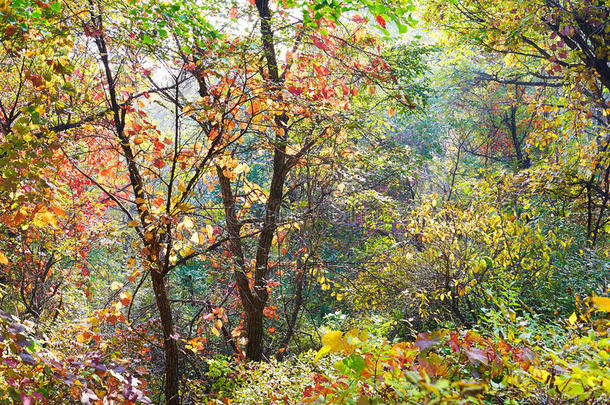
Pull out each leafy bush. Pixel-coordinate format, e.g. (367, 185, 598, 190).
(0, 311, 149, 404)
(306, 297, 610, 404)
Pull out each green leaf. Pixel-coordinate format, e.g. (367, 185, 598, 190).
(343, 354, 366, 375)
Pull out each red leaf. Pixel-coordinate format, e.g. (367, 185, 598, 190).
(313, 38, 329, 51)
(352, 14, 367, 24)
(153, 159, 165, 169)
(375, 15, 386, 29)
(288, 86, 303, 96)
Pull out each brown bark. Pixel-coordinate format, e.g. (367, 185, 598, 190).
(215, 166, 263, 360)
(151, 271, 180, 405)
(210, 0, 291, 362)
(277, 265, 305, 361)
(88, 2, 180, 402)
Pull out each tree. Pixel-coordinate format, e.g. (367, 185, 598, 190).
(180, 0, 414, 362)
(18, 0, 416, 402)
(424, 0, 610, 245)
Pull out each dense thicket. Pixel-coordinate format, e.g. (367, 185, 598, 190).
(0, 1, 608, 404)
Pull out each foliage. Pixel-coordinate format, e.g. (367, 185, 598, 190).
(0, 310, 149, 404)
(1, 0, 610, 404)
(308, 301, 610, 404)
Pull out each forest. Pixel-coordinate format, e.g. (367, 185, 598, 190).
(0, 0, 609, 404)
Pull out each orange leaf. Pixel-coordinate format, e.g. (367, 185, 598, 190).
(0, 251, 9, 265)
(51, 206, 66, 217)
(153, 159, 165, 169)
(120, 292, 131, 306)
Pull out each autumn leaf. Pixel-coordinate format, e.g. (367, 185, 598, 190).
(352, 14, 367, 24)
(375, 15, 386, 29)
(591, 296, 610, 312)
(321, 330, 344, 352)
(568, 312, 577, 325)
(120, 292, 131, 306)
(51, 206, 66, 217)
(0, 251, 8, 265)
(21, 393, 35, 405)
(153, 158, 165, 169)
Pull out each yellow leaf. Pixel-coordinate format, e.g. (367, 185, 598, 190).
(0, 251, 9, 265)
(568, 312, 577, 325)
(206, 224, 214, 238)
(190, 232, 200, 244)
(314, 345, 331, 361)
(343, 329, 361, 354)
(182, 216, 194, 229)
(529, 367, 550, 383)
(210, 327, 220, 337)
(592, 296, 610, 312)
(321, 331, 344, 352)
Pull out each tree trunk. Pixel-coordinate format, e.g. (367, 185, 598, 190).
(277, 266, 305, 361)
(245, 305, 265, 361)
(89, 3, 181, 402)
(151, 271, 180, 405)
